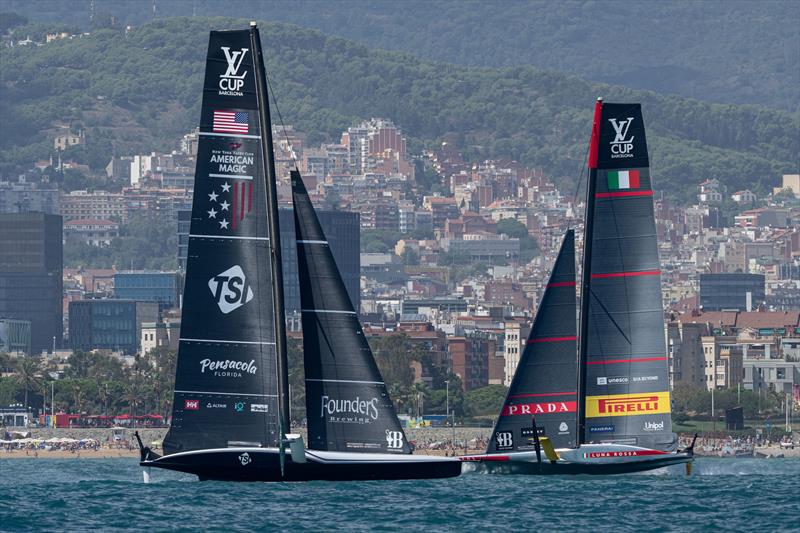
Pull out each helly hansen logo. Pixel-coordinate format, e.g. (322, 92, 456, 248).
(386, 430, 404, 449)
(585, 392, 671, 418)
(219, 47, 248, 96)
(184, 400, 200, 410)
(608, 117, 635, 158)
(208, 265, 254, 314)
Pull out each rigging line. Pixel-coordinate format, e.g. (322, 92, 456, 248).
(570, 135, 591, 228)
(589, 286, 632, 346)
(263, 67, 300, 172)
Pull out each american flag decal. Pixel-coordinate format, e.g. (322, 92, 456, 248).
(213, 110, 249, 134)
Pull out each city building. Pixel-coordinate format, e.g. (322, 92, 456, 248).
(0, 182, 60, 215)
(0, 318, 32, 355)
(140, 321, 180, 355)
(114, 271, 181, 310)
(503, 320, 531, 386)
(700, 273, 765, 311)
(449, 331, 495, 391)
(0, 213, 63, 353)
(68, 300, 158, 354)
(63, 219, 119, 246)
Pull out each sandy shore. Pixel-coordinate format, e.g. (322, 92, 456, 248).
(1, 449, 141, 459)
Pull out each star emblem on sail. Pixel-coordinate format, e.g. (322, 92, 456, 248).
(207, 180, 253, 230)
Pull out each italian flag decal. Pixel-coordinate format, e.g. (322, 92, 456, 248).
(607, 170, 640, 190)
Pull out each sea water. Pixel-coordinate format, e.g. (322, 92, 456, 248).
(1, 458, 797, 531)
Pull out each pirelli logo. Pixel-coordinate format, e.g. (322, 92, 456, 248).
(585, 391, 670, 418)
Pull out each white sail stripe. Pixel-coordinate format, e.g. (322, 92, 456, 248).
(300, 309, 356, 315)
(180, 337, 276, 345)
(296, 239, 328, 244)
(175, 390, 278, 398)
(306, 378, 385, 385)
(189, 234, 269, 241)
(209, 173, 253, 180)
(199, 132, 261, 140)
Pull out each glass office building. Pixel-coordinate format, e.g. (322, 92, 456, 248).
(699, 273, 765, 311)
(68, 299, 159, 354)
(114, 271, 181, 310)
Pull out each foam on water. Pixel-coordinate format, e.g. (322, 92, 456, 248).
(1, 457, 797, 531)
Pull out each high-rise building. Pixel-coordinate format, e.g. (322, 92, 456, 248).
(114, 271, 181, 310)
(0, 213, 63, 353)
(68, 299, 158, 354)
(177, 207, 360, 314)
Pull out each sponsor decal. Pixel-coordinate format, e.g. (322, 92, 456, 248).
(386, 430, 404, 449)
(607, 170, 640, 190)
(219, 47, 248, 96)
(199, 358, 257, 378)
(208, 265, 254, 314)
(234, 402, 245, 412)
(213, 110, 249, 134)
(521, 427, 545, 438)
(608, 117, 635, 158)
(558, 422, 569, 433)
(501, 401, 577, 416)
(643, 420, 665, 432)
(238, 452, 252, 466)
(589, 425, 615, 433)
(585, 392, 671, 418)
(597, 376, 657, 385)
(583, 450, 667, 459)
(205, 142, 255, 232)
(209, 149, 254, 177)
(633, 375, 659, 383)
(184, 399, 200, 410)
(495, 431, 514, 450)
(597, 377, 607, 385)
(206, 402, 227, 409)
(320, 395, 380, 424)
(250, 403, 268, 413)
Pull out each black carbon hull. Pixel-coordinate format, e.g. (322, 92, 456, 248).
(463, 451, 692, 475)
(141, 448, 462, 482)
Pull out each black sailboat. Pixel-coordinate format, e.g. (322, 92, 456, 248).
(137, 24, 460, 481)
(463, 99, 695, 474)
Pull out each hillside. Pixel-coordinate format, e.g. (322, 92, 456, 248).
(4, 0, 799, 111)
(0, 17, 797, 202)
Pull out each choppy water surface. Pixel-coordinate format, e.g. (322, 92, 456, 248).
(1, 458, 797, 532)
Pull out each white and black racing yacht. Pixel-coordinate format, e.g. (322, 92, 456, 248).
(136, 24, 460, 482)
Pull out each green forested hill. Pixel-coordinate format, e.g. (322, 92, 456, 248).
(4, 0, 799, 111)
(1, 17, 797, 202)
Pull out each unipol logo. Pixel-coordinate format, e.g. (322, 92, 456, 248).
(208, 265, 254, 314)
(219, 47, 249, 96)
(386, 430, 404, 449)
(495, 431, 513, 449)
(238, 452, 251, 466)
(608, 117, 635, 158)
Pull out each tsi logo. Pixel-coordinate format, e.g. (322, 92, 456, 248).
(238, 452, 251, 466)
(495, 431, 513, 449)
(219, 47, 248, 96)
(608, 117, 635, 158)
(385, 430, 404, 449)
(643, 420, 665, 432)
(208, 265, 254, 314)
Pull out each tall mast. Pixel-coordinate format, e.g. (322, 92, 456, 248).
(250, 22, 290, 437)
(577, 97, 603, 445)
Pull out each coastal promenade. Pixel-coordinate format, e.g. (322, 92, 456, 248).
(2, 427, 797, 459)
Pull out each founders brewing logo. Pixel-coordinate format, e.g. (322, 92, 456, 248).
(320, 395, 379, 424)
(219, 47, 249, 97)
(208, 265, 254, 314)
(386, 430, 404, 449)
(608, 117, 635, 159)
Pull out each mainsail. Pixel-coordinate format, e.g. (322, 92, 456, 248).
(578, 100, 675, 451)
(487, 229, 578, 453)
(163, 30, 280, 454)
(291, 170, 411, 454)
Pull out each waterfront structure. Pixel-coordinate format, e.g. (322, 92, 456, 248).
(700, 273, 765, 311)
(114, 271, 181, 310)
(0, 212, 63, 353)
(68, 299, 158, 354)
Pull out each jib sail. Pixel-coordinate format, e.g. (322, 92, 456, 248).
(291, 170, 410, 454)
(578, 100, 676, 451)
(487, 229, 578, 453)
(163, 29, 280, 455)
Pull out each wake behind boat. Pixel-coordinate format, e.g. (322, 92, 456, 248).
(462, 99, 695, 475)
(137, 24, 459, 482)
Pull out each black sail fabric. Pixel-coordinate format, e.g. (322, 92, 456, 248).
(579, 102, 675, 451)
(163, 30, 280, 455)
(292, 171, 411, 454)
(487, 230, 578, 453)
